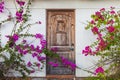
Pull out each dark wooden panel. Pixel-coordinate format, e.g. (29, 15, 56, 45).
(46, 75, 75, 80)
(46, 9, 75, 75)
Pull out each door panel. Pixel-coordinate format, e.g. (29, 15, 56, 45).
(46, 10, 75, 75)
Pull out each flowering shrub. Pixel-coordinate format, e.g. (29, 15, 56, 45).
(82, 7, 120, 79)
(0, 0, 47, 77)
(0, 0, 76, 78)
(0, 1, 4, 13)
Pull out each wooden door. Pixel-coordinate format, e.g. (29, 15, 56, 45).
(46, 10, 75, 75)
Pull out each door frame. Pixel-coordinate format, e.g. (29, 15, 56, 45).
(46, 9, 76, 77)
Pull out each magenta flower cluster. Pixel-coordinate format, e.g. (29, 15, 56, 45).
(61, 56, 76, 70)
(95, 67, 104, 75)
(82, 7, 116, 56)
(82, 7, 120, 76)
(48, 56, 76, 70)
(82, 46, 92, 56)
(16, 0, 25, 7)
(0, 0, 77, 76)
(6, 34, 19, 42)
(0, 1, 4, 13)
(15, 0, 25, 22)
(48, 62, 59, 67)
(6, 33, 47, 72)
(16, 10, 24, 22)
(50, 47, 58, 53)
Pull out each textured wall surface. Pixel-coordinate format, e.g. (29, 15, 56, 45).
(0, 0, 120, 77)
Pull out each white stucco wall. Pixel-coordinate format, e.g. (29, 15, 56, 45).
(1, 0, 120, 77)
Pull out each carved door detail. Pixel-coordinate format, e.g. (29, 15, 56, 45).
(47, 10, 75, 75)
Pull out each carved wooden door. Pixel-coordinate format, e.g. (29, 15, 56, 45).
(46, 10, 75, 75)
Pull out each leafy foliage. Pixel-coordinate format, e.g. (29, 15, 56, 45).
(83, 7, 120, 79)
(0, 0, 76, 78)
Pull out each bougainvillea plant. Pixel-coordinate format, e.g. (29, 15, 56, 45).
(0, 0, 76, 78)
(82, 7, 120, 79)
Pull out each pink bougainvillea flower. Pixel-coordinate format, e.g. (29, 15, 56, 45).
(99, 15, 104, 21)
(110, 10, 115, 14)
(35, 46, 42, 53)
(16, 10, 23, 17)
(98, 39, 107, 50)
(35, 33, 43, 39)
(22, 40, 27, 44)
(92, 51, 97, 55)
(5, 34, 19, 47)
(37, 49, 42, 53)
(40, 40, 47, 49)
(27, 61, 32, 67)
(19, 49, 24, 54)
(32, 52, 38, 58)
(82, 50, 88, 56)
(95, 67, 104, 75)
(91, 26, 99, 34)
(95, 46, 100, 52)
(110, 6, 115, 9)
(100, 8, 105, 12)
(97, 33, 102, 39)
(106, 26, 115, 33)
(16, 10, 23, 22)
(95, 18, 98, 21)
(61, 56, 76, 70)
(50, 47, 58, 52)
(16, 0, 25, 7)
(5, 35, 10, 38)
(70, 62, 76, 70)
(82, 46, 92, 56)
(0, 1, 4, 13)
(61, 56, 69, 66)
(95, 11, 101, 16)
(90, 20, 95, 24)
(30, 70, 35, 73)
(15, 45, 20, 50)
(48, 62, 59, 67)
(85, 46, 92, 52)
(23, 50, 29, 55)
(36, 63, 41, 68)
(36, 21, 42, 24)
(12, 34, 19, 42)
(16, 16, 23, 22)
(24, 44, 29, 48)
(107, 19, 114, 24)
(30, 44, 35, 50)
(37, 56, 46, 61)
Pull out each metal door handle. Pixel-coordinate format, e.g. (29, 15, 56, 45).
(70, 43, 74, 51)
(69, 47, 74, 51)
